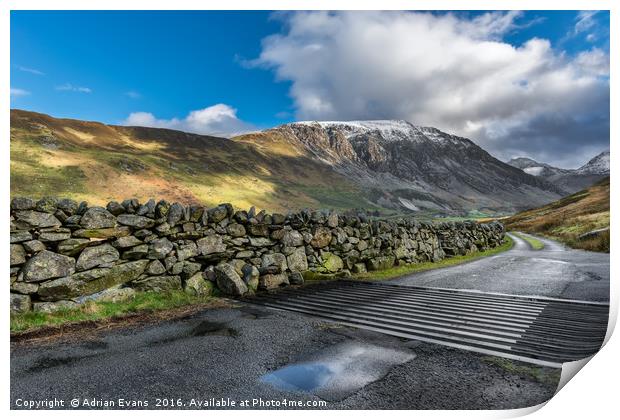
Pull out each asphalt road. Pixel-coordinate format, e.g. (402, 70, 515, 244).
(10, 233, 609, 410)
(389, 233, 610, 302)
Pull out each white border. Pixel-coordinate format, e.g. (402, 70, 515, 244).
(3, 1, 617, 420)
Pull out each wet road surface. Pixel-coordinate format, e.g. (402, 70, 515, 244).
(389, 233, 609, 302)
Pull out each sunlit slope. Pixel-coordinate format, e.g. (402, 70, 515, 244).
(10, 109, 375, 212)
(504, 177, 609, 252)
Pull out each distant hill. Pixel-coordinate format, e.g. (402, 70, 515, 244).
(11, 109, 564, 214)
(10, 109, 372, 212)
(504, 177, 609, 252)
(507, 151, 609, 194)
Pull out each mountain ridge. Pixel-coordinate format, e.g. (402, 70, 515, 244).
(11, 109, 568, 215)
(507, 151, 609, 194)
(255, 120, 564, 213)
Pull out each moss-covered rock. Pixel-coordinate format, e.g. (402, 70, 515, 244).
(80, 207, 117, 229)
(76, 243, 120, 271)
(10, 293, 31, 313)
(37, 259, 148, 299)
(367, 255, 395, 271)
(214, 263, 248, 296)
(184, 273, 214, 296)
(133, 275, 182, 292)
(322, 252, 344, 272)
(73, 226, 131, 239)
(259, 273, 289, 290)
(21, 250, 76, 282)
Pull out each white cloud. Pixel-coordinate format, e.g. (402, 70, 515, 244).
(574, 11, 599, 34)
(17, 66, 45, 76)
(574, 48, 609, 77)
(455, 11, 544, 40)
(10, 87, 30, 97)
(253, 11, 609, 167)
(564, 11, 604, 45)
(125, 90, 141, 99)
(122, 103, 256, 138)
(56, 83, 92, 93)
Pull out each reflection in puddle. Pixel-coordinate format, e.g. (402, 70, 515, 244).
(260, 342, 416, 400)
(262, 363, 334, 392)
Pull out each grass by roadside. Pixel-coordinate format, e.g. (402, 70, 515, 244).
(504, 177, 609, 253)
(564, 229, 610, 253)
(482, 356, 561, 387)
(351, 235, 514, 281)
(511, 232, 544, 250)
(10, 290, 227, 334)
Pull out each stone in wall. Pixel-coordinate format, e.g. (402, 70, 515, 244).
(8, 196, 505, 312)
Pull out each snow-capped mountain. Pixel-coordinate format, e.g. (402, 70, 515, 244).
(506, 157, 569, 178)
(295, 120, 474, 147)
(575, 151, 609, 175)
(507, 151, 609, 194)
(258, 120, 564, 214)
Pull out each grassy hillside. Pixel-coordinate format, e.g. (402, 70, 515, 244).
(10, 109, 382, 213)
(504, 177, 609, 252)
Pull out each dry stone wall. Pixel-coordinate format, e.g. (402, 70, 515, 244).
(10, 197, 505, 313)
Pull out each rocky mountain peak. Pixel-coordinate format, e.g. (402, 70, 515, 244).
(576, 151, 609, 175)
(506, 157, 562, 177)
(271, 119, 564, 213)
(288, 120, 473, 148)
(507, 157, 545, 169)
(507, 151, 609, 194)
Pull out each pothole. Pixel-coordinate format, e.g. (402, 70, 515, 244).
(80, 340, 108, 350)
(190, 321, 238, 337)
(238, 306, 272, 320)
(26, 354, 96, 373)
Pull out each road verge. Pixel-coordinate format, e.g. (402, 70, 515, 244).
(512, 232, 545, 250)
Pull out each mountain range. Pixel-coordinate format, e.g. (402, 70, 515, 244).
(507, 151, 609, 194)
(10, 109, 607, 216)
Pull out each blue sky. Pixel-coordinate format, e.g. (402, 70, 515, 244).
(10, 10, 610, 167)
(10, 11, 290, 128)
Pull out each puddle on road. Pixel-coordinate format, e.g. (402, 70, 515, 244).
(260, 342, 416, 401)
(262, 362, 333, 392)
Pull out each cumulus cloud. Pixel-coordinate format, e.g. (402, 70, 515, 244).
(56, 83, 92, 93)
(10, 87, 30, 97)
(122, 103, 256, 138)
(252, 11, 609, 168)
